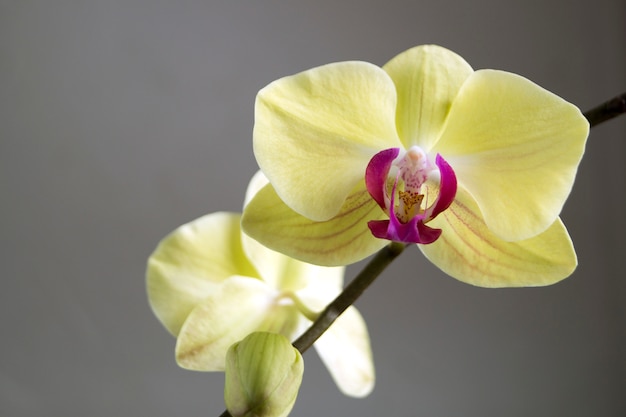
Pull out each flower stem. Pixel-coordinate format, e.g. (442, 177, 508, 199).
(217, 241, 406, 417)
(584, 92, 626, 127)
(293, 241, 406, 352)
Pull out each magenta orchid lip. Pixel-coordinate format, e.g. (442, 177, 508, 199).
(365, 147, 457, 244)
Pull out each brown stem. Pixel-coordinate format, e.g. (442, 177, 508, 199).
(584, 92, 626, 127)
(293, 241, 406, 352)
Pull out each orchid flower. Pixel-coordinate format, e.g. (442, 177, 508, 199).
(146, 173, 375, 398)
(242, 44, 589, 287)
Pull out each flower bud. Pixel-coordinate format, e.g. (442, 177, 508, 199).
(224, 332, 304, 417)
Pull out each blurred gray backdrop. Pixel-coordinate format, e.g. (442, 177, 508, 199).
(1, 1, 625, 416)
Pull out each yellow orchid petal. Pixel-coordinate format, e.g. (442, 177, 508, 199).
(241, 171, 344, 291)
(242, 181, 388, 266)
(382, 44, 473, 150)
(175, 277, 302, 371)
(243, 170, 270, 208)
(254, 61, 402, 221)
(313, 306, 375, 398)
(419, 187, 577, 287)
(146, 212, 257, 336)
(242, 231, 346, 293)
(294, 265, 343, 311)
(433, 69, 589, 241)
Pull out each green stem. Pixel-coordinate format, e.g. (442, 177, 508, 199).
(584, 92, 626, 127)
(218, 242, 406, 417)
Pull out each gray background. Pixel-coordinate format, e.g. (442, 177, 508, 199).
(1, 1, 625, 416)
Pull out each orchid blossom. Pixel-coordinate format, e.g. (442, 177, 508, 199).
(242, 44, 589, 287)
(146, 174, 374, 398)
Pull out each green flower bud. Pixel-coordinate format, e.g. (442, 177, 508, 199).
(224, 332, 304, 417)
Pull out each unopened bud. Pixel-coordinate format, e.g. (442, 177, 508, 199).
(224, 332, 304, 417)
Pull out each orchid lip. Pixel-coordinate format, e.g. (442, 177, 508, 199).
(365, 147, 457, 244)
